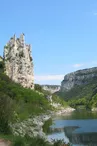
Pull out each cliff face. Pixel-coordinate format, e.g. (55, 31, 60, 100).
(61, 67, 97, 92)
(42, 85, 60, 94)
(4, 34, 34, 89)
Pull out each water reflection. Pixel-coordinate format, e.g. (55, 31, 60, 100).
(64, 126, 97, 145)
(48, 111, 97, 146)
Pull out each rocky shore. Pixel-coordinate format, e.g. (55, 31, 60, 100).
(10, 114, 50, 140)
(10, 107, 75, 141)
(91, 108, 97, 112)
(53, 107, 75, 115)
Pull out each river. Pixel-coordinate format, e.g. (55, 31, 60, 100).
(48, 110, 97, 146)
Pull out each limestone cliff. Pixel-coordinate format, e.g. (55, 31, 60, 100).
(4, 34, 34, 89)
(61, 67, 97, 92)
(42, 85, 60, 94)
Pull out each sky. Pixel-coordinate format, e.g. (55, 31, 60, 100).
(0, 0, 97, 85)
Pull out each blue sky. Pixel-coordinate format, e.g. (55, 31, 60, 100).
(0, 0, 97, 85)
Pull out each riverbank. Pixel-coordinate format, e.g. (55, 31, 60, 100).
(52, 107, 75, 115)
(10, 107, 75, 141)
(10, 114, 51, 140)
(92, 107, 97, 111)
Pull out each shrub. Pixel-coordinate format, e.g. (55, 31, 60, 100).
(0, 93, 14, 134)
(35, 84, 43, 92)
(12, 137, 25, 146)
(0, 61, 4, 72)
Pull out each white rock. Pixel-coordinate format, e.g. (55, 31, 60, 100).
(61, 67, 97, 91)
(4, 34, 34, 89)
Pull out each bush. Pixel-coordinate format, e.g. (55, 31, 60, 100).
(35, 84, 43, 92)
(12, 137, 25, 146)
(0, 93, 14, 134)
(0, 61, 4, 72)
(29, 137, 50, 146)
(42, 118, 52, 134)
(12, 136, 51, 146)
(0, 70, 51, 121)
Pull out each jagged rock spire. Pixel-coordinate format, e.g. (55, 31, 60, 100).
(4, 34, 34, 89)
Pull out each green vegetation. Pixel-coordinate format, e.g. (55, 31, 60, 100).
(12, 136, 70, 146)
(4, 45, 9, 49)
(34, 84, 67, 108)
(35, 84, 51, 96)
(52, 95, 68, 107)
(42, 118, 52, 134)
(0, 72, 52, 120)
(34, 84, 43, 92)
(68, 97, 90, 109)
(0, 61, 4, 72)
(0, 60, 69, 145)
(12, 136, 51, 146)
(0, 93, 13, 134)
(0, 134, 69, 146)
(0, 60, 53, 135)
(57, 76, 97, 109)
(0, 60, 67, 126)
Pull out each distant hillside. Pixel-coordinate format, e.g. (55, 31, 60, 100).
(61, 67, 97, 92)
(56, 67, 97, 108)
(41, 85, 60, 94)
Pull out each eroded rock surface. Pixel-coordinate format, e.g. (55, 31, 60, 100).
(42, 85, 60, 93)
(4, 34, 34, 89)
(61, 67, 97, 92)
(10, 115, 50, 139)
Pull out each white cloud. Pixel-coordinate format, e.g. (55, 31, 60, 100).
(93, 12, 97, 16)
(73, 64, 84, 68)
(35, 74, 64, 81)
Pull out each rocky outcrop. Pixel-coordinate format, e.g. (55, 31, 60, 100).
(10, 108, 75, 139)
(10, 115, 50, 139)
(61, 67, 97, 92)
(46, 95, 52, 102)
(42, 85, 60, 93)
(4, 34, 34, 89)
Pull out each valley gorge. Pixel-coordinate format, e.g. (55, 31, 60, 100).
(61, 67, 97, 92)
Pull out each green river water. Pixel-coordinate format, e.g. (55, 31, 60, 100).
(48, 110, 97, 146)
